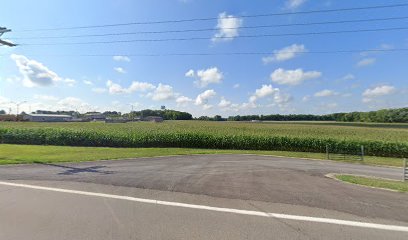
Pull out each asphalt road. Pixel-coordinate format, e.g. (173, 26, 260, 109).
(0, 154, 407, 239)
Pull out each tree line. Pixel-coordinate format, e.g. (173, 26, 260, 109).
(197, 108, 408, 123)
(1, 107, 407, 123)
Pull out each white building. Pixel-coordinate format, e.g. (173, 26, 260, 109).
(23, 114, 73, 122)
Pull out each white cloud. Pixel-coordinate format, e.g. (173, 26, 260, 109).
(233, 83, 240, 88)
(286, 0, 307, 9)
(83, 80, 93, 85)
(185, 69, 195, 77)
(64, 78, 77, 87)
(212, 12, 243, 42)
(186, 67, 224, 87)
(270, 68, 321, 85)
(302, 95, 310, 102)
(362, 85, 396, 102)
(195, 89, 216, 106)
(10, 54, 62, 87)
(33, 94, 58, 101)
(249, 84, 278, 103)
(314, 89, 338, 97)
(218, 97, 232, 108)
(356, 58, 376, 67)
(262, 44, 306, 64)
(151, 83, 176, 101)
(57, 97, 93, 112)
(248, 84, 292, 107)
(176, 96, 193, 106)
(92, 88, 107, 94)
(106, 80, 155, 94)
(114, 67, 126, 74)
(113, 56, 130, 62)
(342, 74, 355, 80)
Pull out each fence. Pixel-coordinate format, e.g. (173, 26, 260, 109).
(326, 145, 364, 161)
(404, 158, 408, 182)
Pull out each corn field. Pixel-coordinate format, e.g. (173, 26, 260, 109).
(0, 121, 407, 157)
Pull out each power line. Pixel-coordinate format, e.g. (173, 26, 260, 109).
(19, 26, 408, 46)
(9, 16, 408, 40)
(15, 2, 408, 32)
(4, 48, 408, 57)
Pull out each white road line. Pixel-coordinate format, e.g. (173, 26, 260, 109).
(1, 181, 407, 233)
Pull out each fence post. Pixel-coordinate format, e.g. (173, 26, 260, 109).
(361, 145, 364, 161)
(404, 158, 407, 182)
(326, 145, 329, 160)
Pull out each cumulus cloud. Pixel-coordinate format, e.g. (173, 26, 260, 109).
(218, 97, 232, 108)
(83, 80, 93, 85)
(114, 67, 126, 74)
(186, 67, 224, 87)
(342, 74, 355, 80)
(113, 56, 130, 62)
(57, 97, 93, 112)
(150, 83, 176, 101)
(356, 58, 376, 67)
(64, 78, 77, 87)
(248, 84, 292, 107)
(270, 68, 321, 86)
(195, 89, 217, 108)
(249, 84, 278, 103)
(285, 0, 307, 9)
(362, 85, 396, 102)
(185, 69, 195, 77)
(233, 83, 240, 88)
(262, 44, 306, 64)
(176, 96, 193, 106)
(10, 54, 62, 87)
(314, 89, 338, 97)
(106, 80, 155, 94)
(212, 12, 243, 42)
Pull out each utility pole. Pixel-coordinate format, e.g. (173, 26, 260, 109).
(0, 27, 17, 47)
(11, 101, 27, 121)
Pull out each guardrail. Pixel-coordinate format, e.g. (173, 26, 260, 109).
(404, 158, 407, 182)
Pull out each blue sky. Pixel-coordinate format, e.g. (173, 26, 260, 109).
(1, 0, 407, 117)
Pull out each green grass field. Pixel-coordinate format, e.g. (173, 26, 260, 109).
(0, 121, 407, 158)
(335, 174, 408, 193)
(0, 144, 404, 167)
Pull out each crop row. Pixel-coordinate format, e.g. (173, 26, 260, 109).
(0, 128, 407, 158)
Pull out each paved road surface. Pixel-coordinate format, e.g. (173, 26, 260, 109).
(0, 154, 407, 239)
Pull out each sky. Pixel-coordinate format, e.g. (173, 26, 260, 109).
(0, 0, 407, 117)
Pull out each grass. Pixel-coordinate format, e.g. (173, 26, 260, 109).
(335, 174, 408, 193)
(0, 144, 403, 167)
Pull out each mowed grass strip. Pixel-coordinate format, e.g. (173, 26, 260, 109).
(0, 144, 403, 167)
(335, 174, 408, 193)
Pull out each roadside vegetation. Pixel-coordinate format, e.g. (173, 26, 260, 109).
(334, 174, 408, 193)
(0, 121, 407, 158)
(0, 144, 403, 167)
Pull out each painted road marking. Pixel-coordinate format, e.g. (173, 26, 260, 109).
(1, 181, 408, 233)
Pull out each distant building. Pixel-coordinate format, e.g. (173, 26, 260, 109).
(105, 118, 128, 123)
(144, 116, 164, 122)
(84, 113, 106, 121)
(23, 114, 73, 122)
